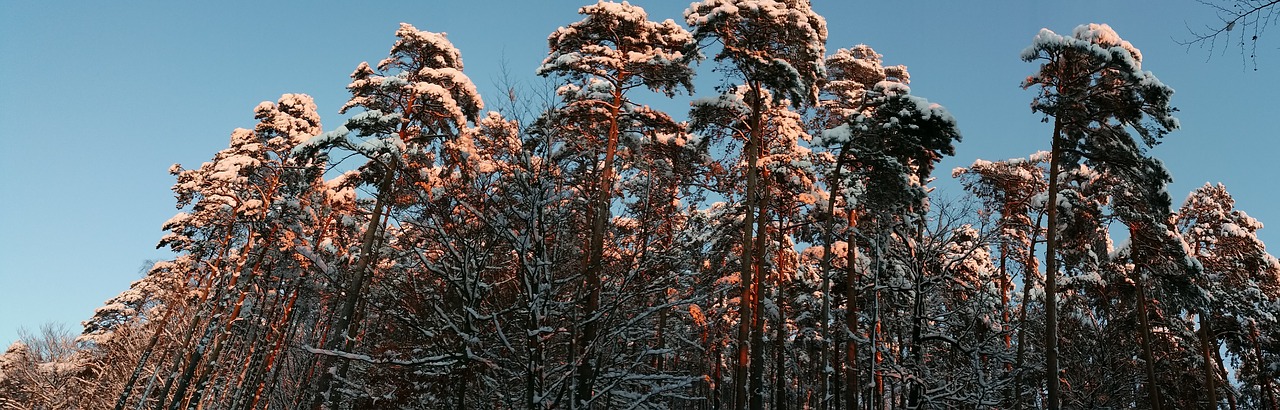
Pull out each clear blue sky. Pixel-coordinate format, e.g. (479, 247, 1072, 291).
(2, 1, 1274, 347)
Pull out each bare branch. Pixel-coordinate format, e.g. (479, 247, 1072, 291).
(1180, 0, 1280, 69)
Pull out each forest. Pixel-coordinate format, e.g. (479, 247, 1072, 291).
(1, 1, 1277, 409)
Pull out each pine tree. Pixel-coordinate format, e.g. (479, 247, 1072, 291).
(133, 93, 324, 410)
(953, 152, 1049, 407)
(685, 2, 826, 407)
(811, 44, 901, 410)
(1021, 23, 1178, 409)
(816, 65, 960, 410)
(1178, 183, 1280, 409)
(295, 22, 483, 409)
(536, 3, 696, 405)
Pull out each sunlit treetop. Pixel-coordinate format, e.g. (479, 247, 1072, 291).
(539, 1, 698, 97)
(685, 0, 827, 105)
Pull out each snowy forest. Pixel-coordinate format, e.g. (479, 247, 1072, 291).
(1, 1, 1278, 409)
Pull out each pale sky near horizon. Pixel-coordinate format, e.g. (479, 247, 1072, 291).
(2, 1, 1275, 347)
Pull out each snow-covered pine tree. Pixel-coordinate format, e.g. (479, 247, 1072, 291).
(132, 93, 325, 410)
(953, 152, 1049, 407)
(80, 258, 190, 410)
(1178, 183, 1280, 409)
(809, 44, 920, 410)
(1104, 152, 1204, 410)
(615, 119, 708, 402)
(1021, 23, 1178, 409)
(294, 22, 483, 409)
(536, 3, 697, 405)
(218, 95, 329, 410)
(757, 98, 821, 410)
(692, 86, 820, 408)
(685, 2, 826, 407)
(815, 66, 960, 410)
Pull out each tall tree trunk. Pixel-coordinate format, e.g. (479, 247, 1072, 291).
(251, 281, 303, 409)
(188, 227, 280, 410)
(714, 345, 724, 410)
(656, 305, 668, 370)
(162, 231, 245, 410)
(1199, 311, 1219, 409)
(1133, 262, 1163, 410)
(871, 234, 885, 410)
(134, 364, 160, 410)
(774, 273, 787, 410)
(832, 335, 842, 410)
(735, 82, 764, 410)
(576, 84, 625, 409)
(845, 209, 860, 410)
(151, 330, 192, 410)
(457, 357, 469, 410)
(167, 315, 218, 410)
(169, 244, 259, 410)
(531, 257, 550, 410)
(526, 287, 545, 410)
(311, 169, 394, 409)
(907, 243, 924, 408)
(1254, 321, 1278, 410)
(818, 152, 850, 410)
(749, 190, 770, 410)
(1043, 116, 1064, 410)
(772, 221, 788, 410)
(184, 289, 248, 410)
(230, 282, 287, 410)
(999, 227, 1012, 349)
(113, 311, 173, 410)
(1013, 213, 1042, 410)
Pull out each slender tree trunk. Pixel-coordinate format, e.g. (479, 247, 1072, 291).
(735, 82, 764, 410)
(907, 248, 924, 408)
(134, 365, 159, 410)
(832, 335, 842, 410)
(458, 357, 469, 410)
(188, 227, 280, 410)
(114, 311, 172, 410)
(1211, 339, 1238, 410)
(818, 154, 850, 410)
(655, 304, 669, 369)
(1199, 312, 1219, 409)
(526, 285, 546, 410)
(1133, 259, 1163, 410)
(1254, 321, 1278, 410)
(330, 291, 373, 401)
(163, 237, 245, 410)
(1044, 116, 1064, 410)
(169, 250, 258, 410)
(770, 221, 788, 410)
(714, 345, 724, 410)
(845, 209, 860, 410)
(997, 228, 1010, 406)
(871, 234, 885, 410)
(774, 273, 787, 410)
(576, 85, 624, 409)
(230, 284, 285, 410)
(251, 282, 303, 409)
(749, 190, 770, 410)
(312, 169, 394, 409)
(185, 287, 253, 410)
(152, 342, 186, 410)
(1013, 213, 1042, 410)
(1000, 227, 1012, 349)
(167, 317, 218, 410)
